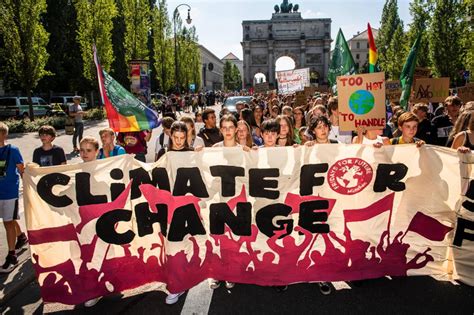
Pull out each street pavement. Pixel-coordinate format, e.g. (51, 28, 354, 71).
(1, 106, 474, 314)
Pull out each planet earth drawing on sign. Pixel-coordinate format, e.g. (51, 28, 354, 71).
(349, 90, 375, 115)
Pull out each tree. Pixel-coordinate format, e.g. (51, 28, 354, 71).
(74, 0, 117, 81)
(231, 64, 242, 91)
(463, 0, 474, 79)
(110, 0, 129, 88)
(178, 26, 200, 91)
(38, 0, 87, 93)
(223, 61, 233, 90)
(152, 0, 174, 92)
(376, 0, 406, 79)
(123, 0, 150, 61)
(0, 0, 50, 120)
(385, 21, 406, 79)
(405, 0, 433, 68)
(429, 0, 466, 85)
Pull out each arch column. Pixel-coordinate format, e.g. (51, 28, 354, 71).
(267, 40, 275, 88)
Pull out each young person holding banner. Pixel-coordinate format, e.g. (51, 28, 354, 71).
(78, 136, 102, 308)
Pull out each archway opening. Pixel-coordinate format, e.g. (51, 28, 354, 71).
(253, 73, 266, 85)
(275, 56, 296, 72)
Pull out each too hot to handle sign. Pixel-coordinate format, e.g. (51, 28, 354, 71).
(337, 72, 386, 132)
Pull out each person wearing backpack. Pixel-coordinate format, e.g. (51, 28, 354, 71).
(0, 122, 28, 273)
(155, 116, 175, 161)
(98, 128, 126, 159)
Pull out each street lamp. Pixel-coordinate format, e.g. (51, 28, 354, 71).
(173, 3, 192, 93)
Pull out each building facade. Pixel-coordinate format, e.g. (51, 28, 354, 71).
(241, 4, 332, 89)
(199, 45, 224, 91)
(347, 27, 379, 71)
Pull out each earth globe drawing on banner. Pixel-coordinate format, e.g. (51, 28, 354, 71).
(349, 90, 375, 115)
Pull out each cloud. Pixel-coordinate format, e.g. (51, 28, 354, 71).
(302, 9, 325, 18)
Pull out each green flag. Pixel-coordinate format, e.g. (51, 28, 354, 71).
(328, 29, 357, 94)
(399, 33, 422, 109)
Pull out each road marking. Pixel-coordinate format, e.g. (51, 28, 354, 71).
(332, 281, 352, 290)
(181, 280, 214, 315)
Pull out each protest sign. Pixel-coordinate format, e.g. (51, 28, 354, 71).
(337, 72, 386, 131)
(413, 78, 450, 103)
(414, 67, 431, 80)
(295, 91, 306, 106)
(254, 82, 269, 94)
(386, 80, 402, 101)
(276, 68, 310, 94)
(457, 83, 474, 103)
(23, 145, 473, 305)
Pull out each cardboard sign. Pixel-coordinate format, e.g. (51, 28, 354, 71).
(414, 67, 431, 80)
(457, 83, 474, 103)
(276, 68, 310, 94)
(337, 72, 386, 131)
(386, 80, 402, 102)
(254, 82, 269, 94)
(413, 78, 450, 103)
(295, 91, 307, 106)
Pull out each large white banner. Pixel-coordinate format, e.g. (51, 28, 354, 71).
(276, 68, 310, 94)
(23, 145, 473, 305)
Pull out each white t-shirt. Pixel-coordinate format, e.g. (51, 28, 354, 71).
(329, 126, 353, 144)
(191, 136, 205, 148)
(362, 135, 384, 145)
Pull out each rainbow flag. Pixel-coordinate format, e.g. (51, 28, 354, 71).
(93, 45, 160, 132)
(367, 23, 378, 73)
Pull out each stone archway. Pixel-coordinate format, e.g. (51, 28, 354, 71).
(242, 4, 332, 89)
(253, 72, 267, 85)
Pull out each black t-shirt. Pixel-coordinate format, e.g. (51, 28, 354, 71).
(416, 119, 432, 143)
(33, 145, 67, 166)
(198, 127, 223, 147)
(430, 114, 453, 146)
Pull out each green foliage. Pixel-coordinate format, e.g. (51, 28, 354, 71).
(3, 116, 66, 133)
(83, 107, 106, 120)
(74, 0, 117, 81)
(377, 0, 406, 79)
(385, 21, 406, 80)
(461, 0, 474, 80)
(429, 0, 466, 85)
(405, 0, 433, 68)
(123, 0, 150, 61)
(224, 61, 242, 91)
(0, 0, 51, 119)
(110, 0, 130, 88)
(153, 0, 175, 92)
(38, 0, 87, 92)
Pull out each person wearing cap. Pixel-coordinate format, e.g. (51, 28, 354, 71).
(69, 96, 84, 153)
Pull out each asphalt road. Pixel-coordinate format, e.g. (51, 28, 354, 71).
(3, 276, 474, 314)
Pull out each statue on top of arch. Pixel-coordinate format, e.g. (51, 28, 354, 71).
(274, 0, 299, 13)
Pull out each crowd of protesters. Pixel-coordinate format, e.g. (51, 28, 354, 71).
(0, 88, 473, 307)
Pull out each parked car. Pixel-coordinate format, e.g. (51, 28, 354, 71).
(222, 96, 252, 114)
(50, 96, 88, 115)
(0, 97, 52, 118)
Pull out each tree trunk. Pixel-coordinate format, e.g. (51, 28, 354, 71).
(27, 88, 35, 121)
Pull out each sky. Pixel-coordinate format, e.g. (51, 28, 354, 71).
(167, 0, 413, 67)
